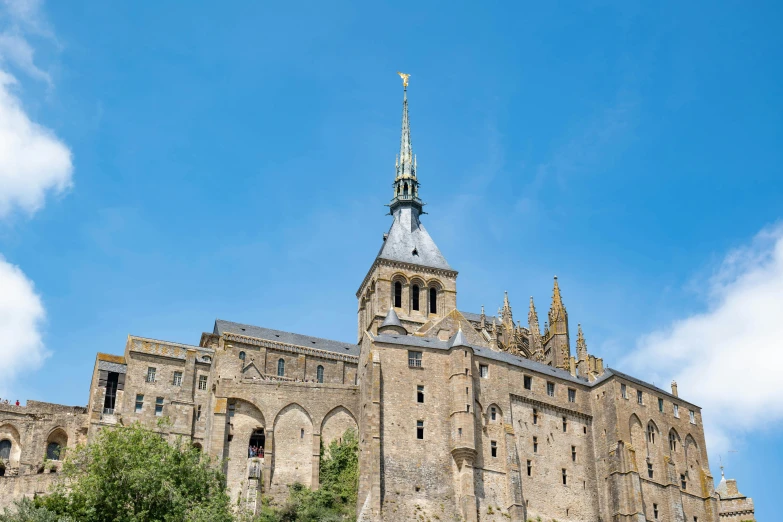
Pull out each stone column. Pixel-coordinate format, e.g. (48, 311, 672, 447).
(263, 430, 274, 494)
(312, 432, 321, 489)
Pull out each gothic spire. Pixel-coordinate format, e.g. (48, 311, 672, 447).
(548, 275, 567, 324)
(576, 324, 587, 360)
(390, 72, 423, 214)
(528, 296, 540, 334)
(501, 291, 513, 326)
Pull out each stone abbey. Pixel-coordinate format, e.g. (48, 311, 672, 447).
(0, 77, 756, 522)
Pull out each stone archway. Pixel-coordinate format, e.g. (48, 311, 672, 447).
(272, 403, 313, 492)
(321, 406, 358, 451)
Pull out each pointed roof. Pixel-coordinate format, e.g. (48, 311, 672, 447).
(396, 73, 415, 181)
(549, 275, 567, 321)
(576, 324, 587, 358)
(448, 328, 470, 348)
(380, 308, 402, 328)
(376, 206, 451, 270)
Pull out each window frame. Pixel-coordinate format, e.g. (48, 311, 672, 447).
(620, 383, 627, 399)
(316, 365, 325, 383)
(416, 385, 424, 403)
(479, 364, 489, 378)
(394, 281, 403, 308)
(408, 350, 423, 368)
(523, 375, 532, 390)
(490, 440, 497, 458)
(172, 371, 183, 387)
(198, 375, 208, 391)
(134, 394, 144, 413)
(416, 420, 424, 440)
(546, 382, 555, 397)
(277, 358, 285, 377)
(146, 367, 156, 383)
(568, 388, 576, 403)
(154, 397, 164, 416)
(637, 390, 644, 405)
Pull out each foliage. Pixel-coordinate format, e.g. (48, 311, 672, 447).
(0, 498, 73, 522)
(35, 421, 232, 522)
(255, 429, 358, 522)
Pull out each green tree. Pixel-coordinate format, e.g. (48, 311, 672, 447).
(0, 498, 73, 522)
(37, 421, 232, 522)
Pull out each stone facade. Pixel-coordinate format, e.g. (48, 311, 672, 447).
(0, 79, 756, 522)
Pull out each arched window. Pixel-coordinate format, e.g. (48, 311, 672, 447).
(429, 287, 437, 314)
(669, 431, 678, 451)
(46, 442, 62, 461)
(317, 365, 324, 383)
(239, 351, 246, 361)
(394, 281, 402, 308)
(647, 423, 656, 444)
(0, 439, 10, 460)
(412, 284, 420, 311)
(403, 183, 409, 196)
(277, 358, 285, 377)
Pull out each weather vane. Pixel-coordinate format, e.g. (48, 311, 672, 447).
(397, 71, 410, 88)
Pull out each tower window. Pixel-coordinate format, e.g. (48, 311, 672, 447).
(653, 504, 658, 519)
(621, 383, 627, 399)
(417, 385, 424, 403)
(416, 420, 424, 439)
(408, 351, 422, 367)
(658, 398, 664, 412)
(669, 432, 677, 451)
(524, 375, 532, 390)
(562, 468, 567, 485)
(568, 388, 576, 403)
(647, 462, 654, 479)
(562, 416, 567, 432)
(429, 287, 437, 314)
(532, 436, 538, 453)
(490, 407, 497, 421)
(532, 408, 538, 425)
(316, 365, 324, 383)
(526, 460, 532, 476)
(394, 281, 402, 308)
(571, 445, 576, 462)
(547, 382, 555, 397)
(239, 351, 246, 361)
(172, 371, 182, 387)
(412, 284, 420, 310)
(479, 364, 488, 378)
(637, 390, 644, 405)
(647, 424, 655, 444)
(277, 358, 285, 377)
(681, 474, 687, 490)
(490, 441, 497, 458)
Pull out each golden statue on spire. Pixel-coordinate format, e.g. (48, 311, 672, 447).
(397, 71, 410, 87)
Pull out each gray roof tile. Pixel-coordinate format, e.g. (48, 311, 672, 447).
(214, 319, 360, 357)
(377, 207, 451, 270)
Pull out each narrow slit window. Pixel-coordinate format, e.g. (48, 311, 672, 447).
(196, 404, 202, 421)
(532, 436, 538, 453)
(316, 365, 324, 383)
(523, 375, 532, 390)
(647, 462, 654, 479)
(490, 440, 497, 458)
(412, 284, 420, 310)
(669, 432, 677, 451)
(562, 468, 567, 485)
(637, 390, 644, 404)
(532, 408, 538, 425)
(394, 281, 402, 308)
(429, 287, 437, 314)
(277, 358, 285, 377)
(417, 385, 424, 403)
(416, 420, 424, 440)
(681, 474, 687, 490)
(571, 445, 576, 462)
(658, 398, 664, 412)
(490, 407, 497, 421)
(562, 416, 568, 432)
(689, 410, 696, 424)
(620, 383, 627, 399)
(674, 404, 680, 418)
(653, 504, 658, 519)
(526, 459, 532, 476)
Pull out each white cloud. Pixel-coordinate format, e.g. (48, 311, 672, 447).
(0, 255, 48, 395)
(0, 70, 72, 217)
(624, 224, 783, 453)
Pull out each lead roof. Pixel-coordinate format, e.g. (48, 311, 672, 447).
(376, 207, 451, 271)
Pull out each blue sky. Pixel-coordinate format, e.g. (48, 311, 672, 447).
(0, 0, 780, 516)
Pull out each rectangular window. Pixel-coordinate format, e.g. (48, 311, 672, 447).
(526, 459, 532, 476)
(568, 388, 576, 403)
(532, 436, 538, 453)
(647, 462, 654, 479)
(155, 397, 164, 416)
(673, 404, 680, 418)
(562, 416, 568, 432)
(689, 410, 696, 424)
(479, 364, 488, 378)
(490, 441, 497, 458)
(198, 375, 208, 391)
(547, 382, 555, 397)
(658, 398, 664, 412)
(408, 351, 422, 368)
(135, 394, 144, 413)
(300, 428, 304, 439)
(228, 403, 235, 417)
(417, 385, 424, 403)
(490, 407, 497, 421)
(416, 420, 424, 440)
(571, 445, 576, 462)
(621, 383, 627, 399)
(653, 504, 658, 519)
(637, 390, 644, 405)
(681, 474, 687, 490)
(146, 367, 156, 383)
(532, 408, 538, 425)
(196, 404, 202, 421)
(562, 468, 567, 485)
(524, 375, 532, 390)
(172, 371, 183, 387)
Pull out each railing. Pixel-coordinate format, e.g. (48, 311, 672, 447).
(103, 408, 115, 415)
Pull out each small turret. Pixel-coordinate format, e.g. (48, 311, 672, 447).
(543, 276, 570, 369)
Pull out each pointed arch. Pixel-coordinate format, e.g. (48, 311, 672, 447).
(46, 427, 68, 460)
(668, 428, 681, 453)
(273, 403, 314, 490)
(487, 403, 503, 423)
(684, 433, 701, 471)
(646, 420, 659, 444)
(629, 414, 646, 472)
(321, 406, 358, 448)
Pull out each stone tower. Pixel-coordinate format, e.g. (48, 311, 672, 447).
(356, 73, 458, 340)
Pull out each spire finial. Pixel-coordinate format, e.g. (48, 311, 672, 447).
(397, 71, 410, 88)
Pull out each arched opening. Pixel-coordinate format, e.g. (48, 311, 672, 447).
(403, 183, 409, 197)
(46, 428, 68, 461)
(317, 365, 324, 383)
(277, 358, 285, 377)
(669, 429, 679, 452)
(239, 351, 246, 361)
(429, 287, 437, 314)
(412, 284, 420, 311)
(249, 429, 265, 458)
(394, 281, 402, 308)
(0, 439, 10, 460)
(647, 422, 656, 444)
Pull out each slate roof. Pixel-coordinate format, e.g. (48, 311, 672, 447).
(380, 308, 403, 328)
(603, 368, 700, 408)
(461, 311, 498, 324)
(214, 319, 360, 357)
(376, 207, 451, 271)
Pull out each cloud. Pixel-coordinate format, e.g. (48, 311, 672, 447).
(624, 223, 783, 453)
(0, 70, 72, 217)
(0, 255, 48, 395)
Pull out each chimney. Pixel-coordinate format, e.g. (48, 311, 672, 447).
(671, 381, 678, 397)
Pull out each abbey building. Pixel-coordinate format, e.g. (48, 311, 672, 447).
(0, 77, 755, 522)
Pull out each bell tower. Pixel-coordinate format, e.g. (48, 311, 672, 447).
(356, 73, 458, 341)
